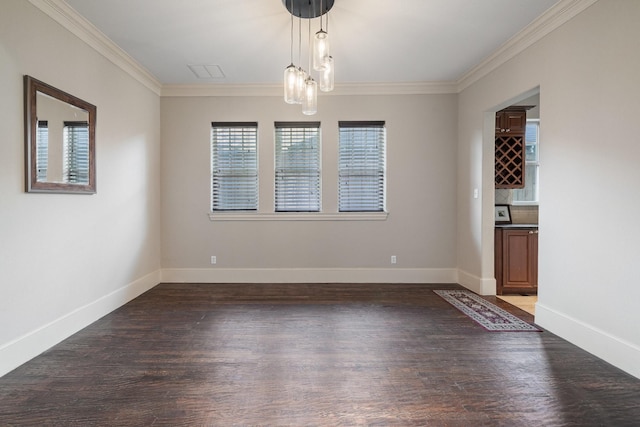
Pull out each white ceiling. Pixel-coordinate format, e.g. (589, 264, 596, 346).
(64, 0, 560, 86)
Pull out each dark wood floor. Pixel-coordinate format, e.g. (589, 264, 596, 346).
(1, 283, 639, 426)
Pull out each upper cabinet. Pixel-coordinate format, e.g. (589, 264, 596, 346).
(494, 106, 532, 189)
(495, 109, 527, 135)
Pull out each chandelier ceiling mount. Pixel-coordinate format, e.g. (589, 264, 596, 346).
(282, 0, 334, 19)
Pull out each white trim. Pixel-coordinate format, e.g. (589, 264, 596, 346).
(28, 0, 162, 95)
(536, 303, 640, 380)
(208, 212, 388, 221)
(457, 0, 599, 91)
(0, 270, 160, 378)
(162, 84, 282, 98)
(334, 82, 458, 96)
(161, 82, 458, 97)
(161, 268, 458, 284)
(457, 269, 497, 296)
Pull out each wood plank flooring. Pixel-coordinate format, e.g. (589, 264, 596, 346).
(496, 295, 537, 315)
(1, 283, 639, 426)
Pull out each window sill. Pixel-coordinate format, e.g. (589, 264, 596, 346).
(208, 212, 389, 221)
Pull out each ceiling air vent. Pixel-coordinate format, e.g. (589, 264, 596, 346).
(188, 64, 225, 79)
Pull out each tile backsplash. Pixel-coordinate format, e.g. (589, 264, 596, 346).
(495, 189, 513, 205)
(510, 205, 538, 224)
(495, 189, 538, 224)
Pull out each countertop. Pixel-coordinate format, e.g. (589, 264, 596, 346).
(495, 223, 538, 228)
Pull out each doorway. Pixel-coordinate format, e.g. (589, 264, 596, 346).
(493, 91, 540, 315)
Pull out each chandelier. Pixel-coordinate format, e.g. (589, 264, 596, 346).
(283, 0, 335, 115)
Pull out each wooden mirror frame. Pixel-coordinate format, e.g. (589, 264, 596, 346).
(24, 75, 96, 194)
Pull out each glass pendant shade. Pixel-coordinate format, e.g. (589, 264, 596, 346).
(313, 30, 330, 71)
(302, 77, 318, 115)
(319, 56, 334, 92)
(293, 67, 306, 104)
(284, 64, 298, 104)
(281, 1, 336, 113)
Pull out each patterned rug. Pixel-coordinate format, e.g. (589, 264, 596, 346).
(434, 290, 541, 332)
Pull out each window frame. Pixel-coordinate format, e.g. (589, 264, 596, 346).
(338, 121, 386, 213)
(512, 119, 540, 205)
(210, 121, 259, 212)
(207, 120, 389, 222)
(274, 121, 322, 213)
(36, 120, 48, 182)
(63, 121, 90, 184)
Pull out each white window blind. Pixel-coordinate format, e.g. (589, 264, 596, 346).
(63, 121, 89, 184)
(339, 121, 386, 212)
(275, 122, 321, 212)
(36, 120, 48, 181)
(211, 122, 258, 211)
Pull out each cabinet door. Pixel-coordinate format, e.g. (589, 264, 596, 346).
(495, 113, 504, 134)
(495, 108, 528, 188)
(502, 110, 526, 134)
(501, 229, 538, 294)
(495, 109, 527, 135)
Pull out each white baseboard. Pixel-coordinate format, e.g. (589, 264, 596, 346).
(161, 267, 458, 284)
(457, 269, 496, 295)
(0, 270, 161, 378)
(536, 302, 640, 380)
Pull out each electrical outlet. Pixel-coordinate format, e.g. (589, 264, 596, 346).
(210, 256, 217, 265)
(391, 255, 397, 264)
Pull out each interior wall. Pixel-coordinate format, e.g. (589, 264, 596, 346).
(457, 0, 640, 378)
(0, 1, 162, 376)
(160, 93, 458, 283)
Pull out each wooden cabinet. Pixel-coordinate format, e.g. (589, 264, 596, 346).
(494, 106, 532, 189)
(495, 227, 538, 295)
(495, 109, 527, 135)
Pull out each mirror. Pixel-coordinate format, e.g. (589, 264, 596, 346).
(24, 75, 96, 193)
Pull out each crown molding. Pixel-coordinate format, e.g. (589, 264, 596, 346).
(29, 0, 162, 95)
(161, 81, 458, 97)
(456, 0, 599, 91)
(161, 84, 282, 98)
(332, 82, 458, 96)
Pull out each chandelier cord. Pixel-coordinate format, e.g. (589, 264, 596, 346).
(308, 15, 312, 74)
(289, 12, 294, 64)
(298, 12, 302, 66)
(326, 5, 329, 33)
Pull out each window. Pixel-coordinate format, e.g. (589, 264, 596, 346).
(512, 120, 539, 204)
(63, 121, 89, 184)
(338, 121, 386, 212)
(274, 122, 320, 212)
(36, 120, 48, 181)
(211, 122, 258, 211)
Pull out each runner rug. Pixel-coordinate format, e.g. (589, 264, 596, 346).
(434, 290, 541, 332)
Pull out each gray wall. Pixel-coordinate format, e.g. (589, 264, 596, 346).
(457, 0, 640, 378)
(160, 94, 458, 283)
(0, 0, 162, 376)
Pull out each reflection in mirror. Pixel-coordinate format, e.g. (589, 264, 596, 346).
(25, 75, 96, 193)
